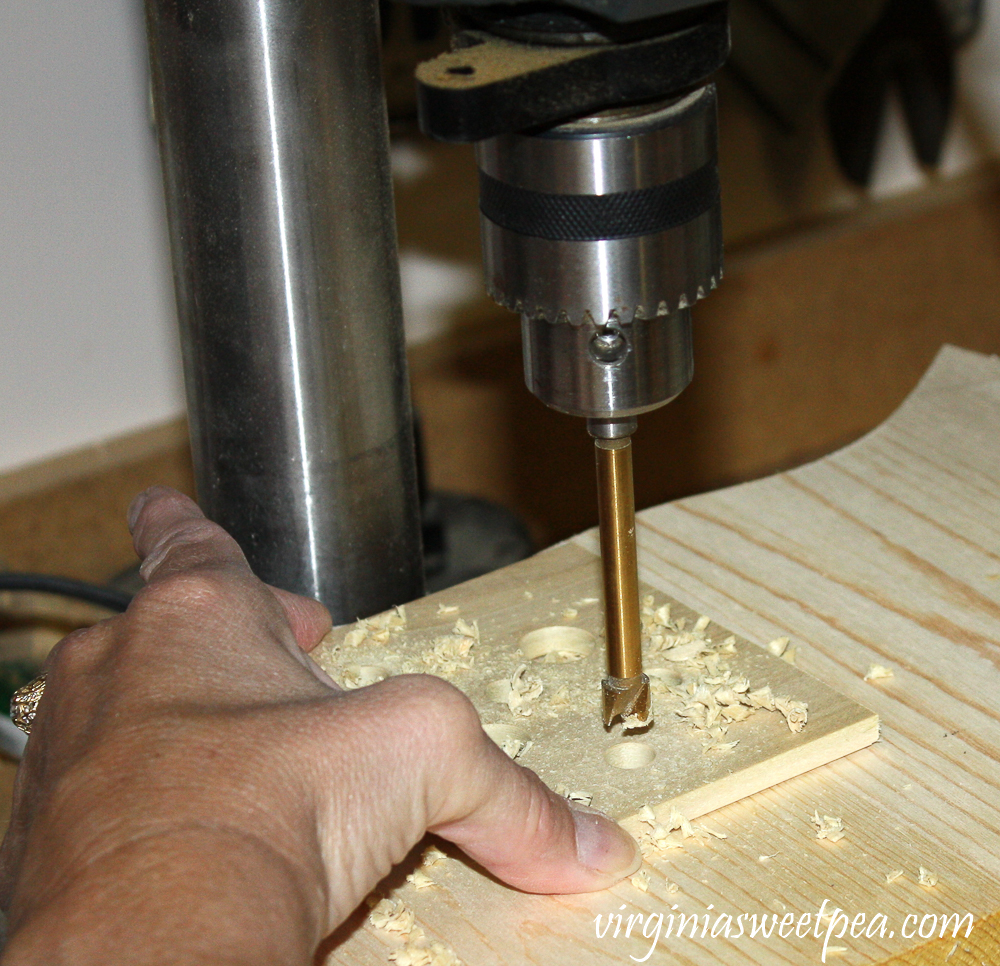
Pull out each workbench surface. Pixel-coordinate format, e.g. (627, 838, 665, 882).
(325, 346, 1000, 966)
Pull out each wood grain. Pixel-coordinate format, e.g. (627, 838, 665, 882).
(323, 346, 1000, 966)
(316, 545, 877, 827)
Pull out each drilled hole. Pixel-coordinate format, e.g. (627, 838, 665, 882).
(520, 626, 594, 662)
(605, 741, 656, 769)
(447, 65, 475, 75)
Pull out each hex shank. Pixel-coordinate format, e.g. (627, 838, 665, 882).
(595, 438, 643, 680)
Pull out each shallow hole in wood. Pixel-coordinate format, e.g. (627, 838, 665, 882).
(519, 626, 595, 662)
(604, 741, 656, 769)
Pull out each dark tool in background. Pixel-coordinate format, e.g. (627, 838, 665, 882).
(725, 0, 983, 186)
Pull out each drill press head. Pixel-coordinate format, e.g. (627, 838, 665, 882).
(408, 0, 727, 726)
(475, 86, 721, 437)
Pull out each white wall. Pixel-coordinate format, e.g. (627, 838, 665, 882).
(2, 0, 999, 477)
(0, 0, 183, 474)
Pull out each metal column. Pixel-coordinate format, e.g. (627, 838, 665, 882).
(146, 0, 424, 619)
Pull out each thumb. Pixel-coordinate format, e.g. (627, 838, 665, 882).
(314, 675, 641, 922)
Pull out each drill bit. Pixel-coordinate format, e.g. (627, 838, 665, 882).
(594, 434, 651, 728)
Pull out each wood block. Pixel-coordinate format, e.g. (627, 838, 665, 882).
(313, 543, 877, 828)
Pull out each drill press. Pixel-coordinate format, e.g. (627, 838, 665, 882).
(409, 1, 726, 726)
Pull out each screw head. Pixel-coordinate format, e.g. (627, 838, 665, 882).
(589, 328, 628, 365)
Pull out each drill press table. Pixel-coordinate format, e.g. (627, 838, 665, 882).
(321, 346, 1000, 966)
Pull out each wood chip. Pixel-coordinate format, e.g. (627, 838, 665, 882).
(630, 870, 650, 892)
(810, 810, 846, 843)
(389, 941, 463, 966)
(885, 869, 905, 884)
(767, 637, 790, 657)
(775, 696, 809, 732)
(554, 784, 593, 806)
(864, 664, 894, 682)
(918, 866, 938, 887)
(436, 603, 460, 617)
(369, 898, 418, 937)
(406, 870, 436, 890)
(344, 606, 407, 647)
(504, 664, 543, 717)
(421, 846, 448, 868)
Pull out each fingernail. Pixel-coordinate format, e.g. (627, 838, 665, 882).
(570, 803, 642, 879)
(127, 490, 151, 532)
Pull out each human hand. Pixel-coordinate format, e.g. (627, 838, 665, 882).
(0, 486, 640, 964)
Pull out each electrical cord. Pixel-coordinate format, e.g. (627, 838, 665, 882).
(0, 573, 132, 613)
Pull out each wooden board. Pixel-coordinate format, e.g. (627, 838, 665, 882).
(314, 547, 877, 828)
(315, 346, 1000, 966)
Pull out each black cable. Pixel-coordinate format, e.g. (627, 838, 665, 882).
(0, 574, 132, 613)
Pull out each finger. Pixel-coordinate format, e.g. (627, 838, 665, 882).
(267, 586, 332, 652)
(429, 739, 642, 895)
(314, 676, 641, 922)
(128, 486, 252, 586)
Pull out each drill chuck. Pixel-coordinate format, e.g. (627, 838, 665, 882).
(475, 84, 722, 420)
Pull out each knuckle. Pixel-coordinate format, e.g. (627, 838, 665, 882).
(388, 675, 485, 757)
(131, 570, 231, 617)
(139, 518, 235, 581)
(45, 623, 112, 678)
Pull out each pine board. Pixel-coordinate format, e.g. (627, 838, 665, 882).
(320, 346, 1000, 966)
(315, 548, 877, 827)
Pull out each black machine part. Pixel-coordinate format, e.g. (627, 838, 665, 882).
(411, 2, 728, 141)
(402, 0, 722, 25)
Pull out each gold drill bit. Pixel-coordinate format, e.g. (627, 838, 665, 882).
(595, 435, 651, 728)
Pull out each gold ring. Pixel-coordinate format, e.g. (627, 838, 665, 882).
(10, 674, 47, 735)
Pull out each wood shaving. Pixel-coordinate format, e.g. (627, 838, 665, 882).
(635, 803, 699, 855)
(499, 734, 532, 760)
(405, 870, 436, 890)
(389, 941, 463, 966)
(704, 740, 739, 753)
(865, 664, 894, 681)
(918, 867, 938, 887)
(436, 603, 460, 617)
(421, 620, 479, 676)
(665, 881, 680, 895)
(774, 696, 809, 732)
(695, 824, 728, 839)
(638, 597, 809, 745)
(562, 607, 578, 619)
(811, 811, 846, 843)
(502, 664, 543, 717)
(421, 845, 449, 868)
(343, 606, 407, 647)
(554, 784, 593, 806)
(885, 869, 905, 884)
(341, 665, 390, 689)
(369, 898, 418, 937)
(825, 947, 848, 956)
(630, 870, 650, 892)
(781, 646, 797, 665)
(548, 685, 572, 710)
(453, 618, 479, 641)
